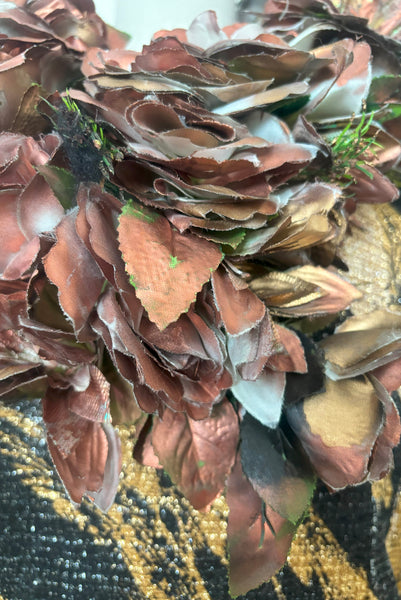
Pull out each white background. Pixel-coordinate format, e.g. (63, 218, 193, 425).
(94, 0, 237, 50)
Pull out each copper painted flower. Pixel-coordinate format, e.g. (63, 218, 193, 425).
(0, 1, 401, 597)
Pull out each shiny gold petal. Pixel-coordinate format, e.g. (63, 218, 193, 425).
(320, 309, 401, 378)
(286, 377, 385, 489)
(250, 266, 361, 316)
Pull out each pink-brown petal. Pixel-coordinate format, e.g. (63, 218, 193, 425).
(43, 211, 105, 340)
(118, 201, 222, 330)
(151, 400, 239, 510)
(211, 266, 266, 335)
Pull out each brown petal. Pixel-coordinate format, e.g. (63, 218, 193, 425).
(240, 412, 315, 523)
(47, 421, 114, 508)
(226, 457, 296, 597)
(132, 415, 163, 469)
(268, 325, 307, 373)
(0, 190, 29, 274)
(227, 311, 276, 380)
(320, 310, 401, 379)
(18, 172, 64, 236)
(368, 376, 401, 481)
(43, 211, 105, 340)
(372, 357, 401, 393)
(75, 184, 125, 288)
(0, 280, 27, 328)
(43, 387, 87, 456)
(109, 368, 144, 425)
(95, 288, 183, 412)
(151, 400, 239, 510)
(286, 376, 387, 490)
(0, 359, 44, 398)
(68, 365, 110, 422)
(118, 201, 222, 330)
(211, 266, 266, 335)
(347, 166, 399, 204)
(212, 81, 308, 116)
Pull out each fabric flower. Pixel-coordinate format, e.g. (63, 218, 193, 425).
(0, 1, 401, 597)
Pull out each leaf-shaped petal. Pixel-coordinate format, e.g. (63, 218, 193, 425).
(47, 421, 120, 511)
(320, 309, 401, 379)
(226, 458, 296, 597)
(250, 265, 361, 316)
(151, 400, 239, 510)
(240, 412, 315, 523)
(118, 201, 222, 330)
(211, 266, 266, 335)
(231, 368, 285, 428)
(43, 211, 105, 340)
(286, 376, 399, 490)
(267, 325, 307, 373)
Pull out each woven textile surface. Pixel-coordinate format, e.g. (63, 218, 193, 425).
(1, 396, 400, 600)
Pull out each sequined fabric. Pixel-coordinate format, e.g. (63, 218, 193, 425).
(1, 397, 400, 600)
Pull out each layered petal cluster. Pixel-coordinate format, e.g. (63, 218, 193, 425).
(0, 1, 401, 597)
(0, 0, 127, 131)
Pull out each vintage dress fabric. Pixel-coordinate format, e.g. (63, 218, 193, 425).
(1, 395, 400, 600)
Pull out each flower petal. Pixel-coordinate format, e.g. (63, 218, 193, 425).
(151, 400, 239, 510)
(226, 457, 296, 597)
(43, 210, 105, 340)
(286, 376, 396, 490)
(240, 412, 315, 523)
(232, 368, 285, 428)
(118, 200, 222, 329)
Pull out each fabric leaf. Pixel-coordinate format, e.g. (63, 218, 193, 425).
(286, 376, 400, 490)
(151, 400, 238, 510)
(250, 265, 361, 316)
(320, 309, 401, 379)
(231, 368, 285, 428)
(227, 457, 296, 597)
(118, 200, 222, 330)
(43, 211, 105, 340)
(240, 412, 315, 523)
(211, 266, 266, 335)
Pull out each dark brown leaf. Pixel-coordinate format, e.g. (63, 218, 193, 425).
(240, 412, 315, 523)
(227, 458, 296, 597)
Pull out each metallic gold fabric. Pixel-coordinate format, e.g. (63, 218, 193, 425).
(1, 398, 400, 599)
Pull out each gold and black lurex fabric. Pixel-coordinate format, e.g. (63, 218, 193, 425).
(1, 396, 401, 600)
